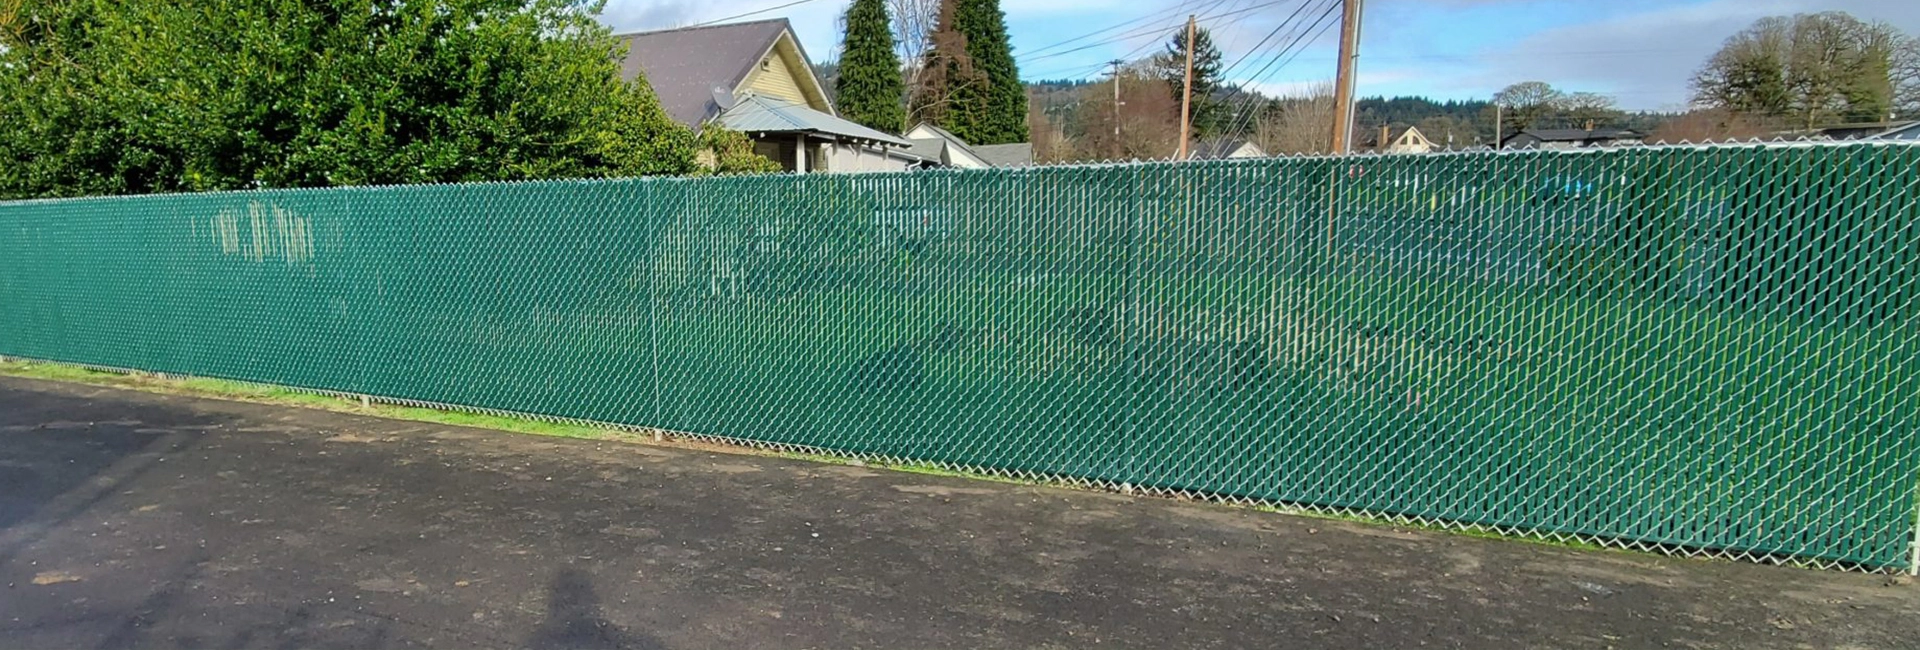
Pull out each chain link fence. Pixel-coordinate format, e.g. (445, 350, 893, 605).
(2, 142, 1916, 572)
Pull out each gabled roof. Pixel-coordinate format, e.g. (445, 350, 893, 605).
(906, 139, 947, 162)
(721, 95, 915, 148)
(1817, 120, 1915, 140)
(905, 123, 990, 167)
(1367, 125, 1435, 148)
(1189, 139, 1263, 159)
(1509, 128, 1641, 143)
(975, 143, 1034, 167)
(1873, 122, 1920, 141)
(615, 19, 826, 126)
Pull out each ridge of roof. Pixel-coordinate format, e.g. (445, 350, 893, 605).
(909, 123, 986, 162)
(610, 17, 791, 39)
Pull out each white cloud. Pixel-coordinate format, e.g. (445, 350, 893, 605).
(1242, 68, 1413, 98)
(1471, 0, 1920, 110)
(597, 0, 851, 58)
(595, 0, 1920, 109)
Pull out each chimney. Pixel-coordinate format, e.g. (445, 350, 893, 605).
(1585, 119, 1595, 131)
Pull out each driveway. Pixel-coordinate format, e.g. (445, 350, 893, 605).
(0, 376, 1914, 649)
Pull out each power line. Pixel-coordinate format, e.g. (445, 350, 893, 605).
(1208, 0, 1259, 63)
(1284, 47, 1698, 65)
(1219, 7, 1337, 144)
(685, 0, 827, 29)
(1213, 0, 1319, 81)
(1022, 0, 1323, 82)
(1221, 4, 1344, 142)
(1019, 0, 1233, 65)
(1026, 23, 1177, 79)
(1017, 0, 1302, 65)
(1218, 0, 1341, 144)
(1019, 0, 1223, 59)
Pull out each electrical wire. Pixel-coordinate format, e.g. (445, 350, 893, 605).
(1217, 0, 1341, 145)
(1207, 0, 1259, 64)
(1018, 0, 1233, 65)
(1016, 0, 1306, 66)
(1019, 0, 1226, 60)
(1213, 0, 1319, 81)
(685, 0, 829, 29)
(1019, 0, 1307, 80)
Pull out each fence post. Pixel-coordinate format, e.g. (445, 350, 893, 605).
(1911, 480, 1919, 575)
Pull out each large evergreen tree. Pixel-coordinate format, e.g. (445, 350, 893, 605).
(835, 0, 908, 134)
(910, 0, 1027, 144)
(0, 0, 699, 199)
(1154, 26, 1226, 139)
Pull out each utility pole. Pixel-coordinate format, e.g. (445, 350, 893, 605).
(1177, 14, 1196, 160)
(1110, 59, 1125, 159)
(1493, 103, 1503, 150)
(1328, 0, 1363, 154)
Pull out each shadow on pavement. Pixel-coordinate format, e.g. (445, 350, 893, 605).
(526, 567, 666, 650)
(0, 384, 215, 564)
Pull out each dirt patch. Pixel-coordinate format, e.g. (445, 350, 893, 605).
(30, 571, 82, 585)
(892, 484, 1001, 496)
(814, 465, 882, 479)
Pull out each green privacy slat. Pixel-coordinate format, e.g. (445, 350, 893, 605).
(2, 143, 1917, 571)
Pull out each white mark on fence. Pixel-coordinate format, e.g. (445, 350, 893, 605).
(212, 201, 314, 264)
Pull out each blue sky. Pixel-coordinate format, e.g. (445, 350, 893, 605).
(599, 0, 1920, 111)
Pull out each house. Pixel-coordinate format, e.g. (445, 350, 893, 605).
(1872, 122, 1920, 141)
(1364, 126, 1440, 154)
(1187, 139, 1267, 160)
(904, 123, 1034, 168)
(617, 19, 923, 173)
(1816, 121, 1916, 141)
(1500, 128, 1643, 150)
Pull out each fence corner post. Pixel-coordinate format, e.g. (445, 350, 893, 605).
(1911, 480, 1920, 576)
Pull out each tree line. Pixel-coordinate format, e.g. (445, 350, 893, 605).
(1014, 25, 1647, 161)
(1019, 9, 1917, 160)
(1677, 11, 1919, 141)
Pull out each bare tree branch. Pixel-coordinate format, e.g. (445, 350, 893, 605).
(888, 0, 938, 87)
(1254, 81, 1335, 156)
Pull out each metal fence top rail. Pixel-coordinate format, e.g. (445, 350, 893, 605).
(3, 139, 1916, 208)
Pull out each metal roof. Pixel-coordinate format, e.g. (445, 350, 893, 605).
(1871, 122, 1920, 141)
(720, 95, 916, 148)
(1511, 128, 1642, 142)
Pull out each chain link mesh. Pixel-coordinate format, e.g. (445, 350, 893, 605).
(2, 142, 1917, 571)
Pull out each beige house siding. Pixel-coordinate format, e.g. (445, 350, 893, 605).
(1222, 143, 1263, 159)
(903, 124, 992, 168)
(738, 35, 831, 113)
(1384, 126, 1438, 154)
(819, 143, 916, 172)
(742, 60, 806, 104)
